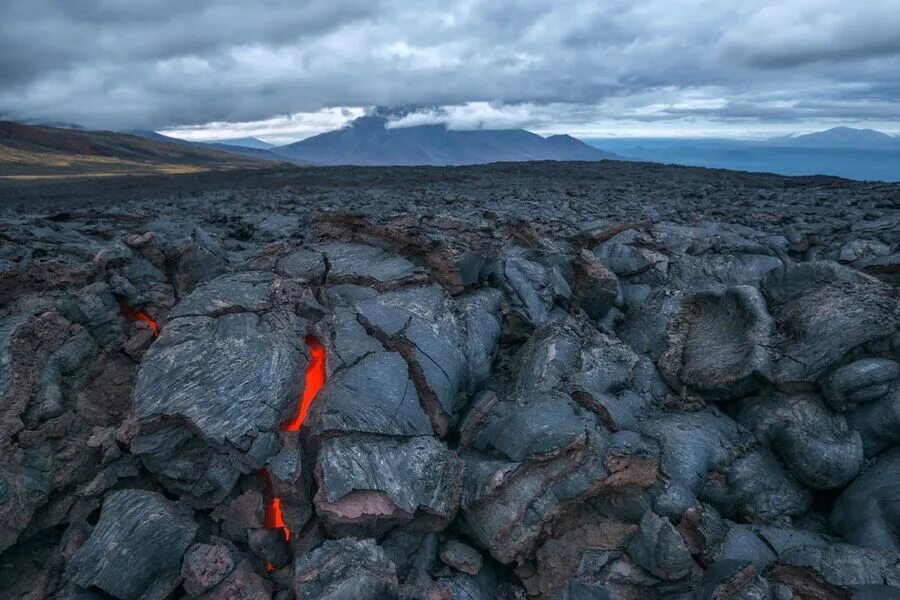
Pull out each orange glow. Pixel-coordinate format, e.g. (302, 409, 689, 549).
(118, 300, 159, 336)
(258, 336, 325, 546)
(264, 497, 290, 541)
(280, 335, 326, 431)
(260, 469, 290, 542)
(264, 562, 275, 573)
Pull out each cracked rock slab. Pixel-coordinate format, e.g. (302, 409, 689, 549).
(66, 490, 197, 600)
(658, 285, 774, 400)
(315, 434, 461, 533)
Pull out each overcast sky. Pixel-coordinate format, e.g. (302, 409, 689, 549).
(1, 0, 899, 143)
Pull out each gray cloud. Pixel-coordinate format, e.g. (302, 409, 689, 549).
(1, 0, 898, 135)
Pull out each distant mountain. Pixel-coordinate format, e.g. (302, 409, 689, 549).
(213, 137, 275, 150)
(588, 127, 900, 182)
(125, 129, 283, 161)
(14, 118, 87, 131)
(772, 127, 900, 149)
(274, 115, 618, 165)
(0, 121, 280, 178)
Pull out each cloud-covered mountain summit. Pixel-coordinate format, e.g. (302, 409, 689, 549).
(275, 115, 618, 165)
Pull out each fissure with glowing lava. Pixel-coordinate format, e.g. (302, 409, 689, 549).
(262, 335, 326, 545)
(118, 300, 159, 336)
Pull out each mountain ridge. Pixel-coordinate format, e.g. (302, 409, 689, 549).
(274, 115, 619, 165)
(0, 121, 281, 178)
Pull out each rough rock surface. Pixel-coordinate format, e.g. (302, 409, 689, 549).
(1, 162, 898, 598)
(66, 490, 197, 599)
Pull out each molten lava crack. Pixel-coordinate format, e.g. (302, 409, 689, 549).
(281, 335, 327, 431)
(262, 335, 327, 543)
(118, 300, 159, 336)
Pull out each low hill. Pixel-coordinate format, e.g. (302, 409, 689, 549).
(214, 137, 275, 150)
(0, 121, 281, 179)
(772, 127, 900, 149)
(274, 116, 618, 165)
(126, 129, 284, 161)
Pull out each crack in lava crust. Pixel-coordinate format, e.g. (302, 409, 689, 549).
(263, 335, 327, 543)
(281, 335, 327, 432)
(118, 299, 159, 336)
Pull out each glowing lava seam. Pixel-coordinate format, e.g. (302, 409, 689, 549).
(280, 335, 327, 431)
(118, 300, 159, 336)
(263, 335, 326, 546)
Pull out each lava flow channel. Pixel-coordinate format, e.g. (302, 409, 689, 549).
(263, 335, 327, 545)
(280, 335, 327, 431)
(118, 300, 159, 336)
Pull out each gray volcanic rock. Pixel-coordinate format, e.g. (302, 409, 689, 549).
(440, 540, 484, 575)
(458, 319, 661, 564)
(696, 561, 775, 600)
(315, 434, 461, 533)
(739, 394, 864, 489)
(845, 388, 900, 457)
(658, 285, 774, 399)
(1, 161, 899, 599)
(293, 538, 399, 599)
(718, 449, 812, 523)
(305, 351, 431, 437)
(171, 227, 228, 296)
(66, 490, 197, 600)
(636, 409, 743, 518)
(497, 253, 571, 328)
(824, 358, 900, 411)
(131, 271, 307, 504)
(314, 241, 428, 287)
(626, 510, 693, 581)
(831, 448, 900, 552)
(762, 262, 898, 383)
(769, 543, 900, 596)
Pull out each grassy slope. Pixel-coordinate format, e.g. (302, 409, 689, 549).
(0, 121, 280, 178)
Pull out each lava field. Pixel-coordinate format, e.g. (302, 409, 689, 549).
(1, 161, 899, 599)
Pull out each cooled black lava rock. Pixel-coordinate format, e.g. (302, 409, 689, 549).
(739, 393, 864, 489)
(131, 271, 308, 504)
(132, 310, 305, 503)
(636, 409, 743, 518)
(626, 511, 694, 581)
(2, 162, 899, 599)
(66, 489, 197, 600)
(762, 262, 898, 383)
(769, 543, 900, 597)
(292, 538, 399, 599)
(314, 434, 461, 534)
(824, 358, 899, 411)
(831, 447, 900, 552)
(658, 285, 774, 400)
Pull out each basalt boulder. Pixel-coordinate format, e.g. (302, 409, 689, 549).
(131, 272, 308, 505)
(739, 394, 864, 489)
(658, 285, 774, 400)
(761, 262, 898, 384)
(66, 489, 198, 600)
(636, 409, 745, 518)
(292, 538, 399, 600)
(831, 447, 900, 552)
(314, 434, 462, 535)
(768, 543, 900, 598)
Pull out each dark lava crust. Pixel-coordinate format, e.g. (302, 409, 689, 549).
(1, 161, 899, 599)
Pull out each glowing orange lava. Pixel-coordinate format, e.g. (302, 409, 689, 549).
(264, 497, 290, 541)
(118, 300, 159, 336)
(260, 335, 326, 548)
(280, 335, 326, 431)
(260, 469, 290, 542)
(264, 562, 275, 573)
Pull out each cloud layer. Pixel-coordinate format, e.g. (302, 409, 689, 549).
(2, 0, 898, 138)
